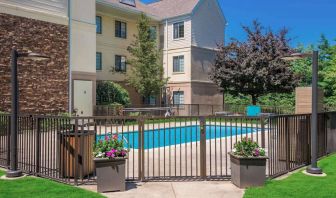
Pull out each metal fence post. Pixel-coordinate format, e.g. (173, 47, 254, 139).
(200, 117, 206, 179)
(138, 117, 145, 181)
(35, 118, 41, 175)
(6, 118, 11, 168)
(74, 118, 79, 185)
(261, 116, 265, 148)
(285, 117, 290, 172)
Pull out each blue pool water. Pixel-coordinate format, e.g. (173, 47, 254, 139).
(98, 125, 258, 149)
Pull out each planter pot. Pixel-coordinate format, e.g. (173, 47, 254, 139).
(229, 153, 268, 188)
(94, 158, 126, 193)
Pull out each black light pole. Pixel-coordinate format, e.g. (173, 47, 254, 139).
(307, 51, 323, 174)
(282, 50, 323, 175)
(6, 49, 50, 178)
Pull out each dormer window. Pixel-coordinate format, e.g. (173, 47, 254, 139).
(173, 22, 184, 39)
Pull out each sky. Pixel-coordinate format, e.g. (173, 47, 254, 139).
(141, 0, 336, 47)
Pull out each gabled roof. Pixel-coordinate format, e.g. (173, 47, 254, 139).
(145, 0, 200, 19)
(97, 0, 224, 21)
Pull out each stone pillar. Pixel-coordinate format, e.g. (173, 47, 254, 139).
(295, 87, 324, 114)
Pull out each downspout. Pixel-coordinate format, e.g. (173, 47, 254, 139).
(165, 19, 169, 105)
(68, 0, 72, 114)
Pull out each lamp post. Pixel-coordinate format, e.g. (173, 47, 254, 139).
(6, 49, 50, 178)
(281, 50, 323, 175)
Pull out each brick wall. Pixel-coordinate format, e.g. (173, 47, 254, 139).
(0, 13, 69, 114)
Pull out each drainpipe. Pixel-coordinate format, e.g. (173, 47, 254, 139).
(68, 0, 73, 114)
(165, 19, 169, 105)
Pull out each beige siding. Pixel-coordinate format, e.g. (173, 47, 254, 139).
(162, 16, 192, 50)
(0, 0, 67, 17)
(0, 0, 68, 24)
(163, 48, 192, 83)
(191, 0, 225, 48)
(96, 8, 159, 82)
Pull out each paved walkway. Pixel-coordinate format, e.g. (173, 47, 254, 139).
(81, 181, 245, 198)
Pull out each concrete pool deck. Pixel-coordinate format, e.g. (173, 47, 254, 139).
(81, 180, 245, 198)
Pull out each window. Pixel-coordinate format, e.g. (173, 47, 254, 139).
(144, 96, 156, 105)
(115, 55, 126, 72)
(173, 55, 184, 73)
(115, 21, 127, 38)
(96, 16, 102, 34)
(96, 52, 102, 71)
(149, 26, 157, 40)
(173, 22, 184, 39)
(173, 91, 184, 105)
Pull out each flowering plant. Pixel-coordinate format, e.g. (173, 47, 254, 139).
(232, 137, 265, 157)
(93, 134, 128, 159)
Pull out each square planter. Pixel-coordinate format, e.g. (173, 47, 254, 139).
(229, 153, 268, 188)
(94, 158, 126, 193)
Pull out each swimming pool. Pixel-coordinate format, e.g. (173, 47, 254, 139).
(98, 125, 258, 149)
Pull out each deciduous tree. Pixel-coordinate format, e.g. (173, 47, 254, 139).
(210, 21, 300, 105)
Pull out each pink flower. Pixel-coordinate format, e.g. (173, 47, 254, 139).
(105, 136, 109, 141)
(106, 151, 115, 158)
(113, 134, 118, 140)
(111, 149, 117, 153)
(253, 148, 260, 157)
(121, 150, 127, 157)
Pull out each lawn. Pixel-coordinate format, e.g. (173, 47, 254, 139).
(0, 170, 104, 198)
(244, 154, 336, 198)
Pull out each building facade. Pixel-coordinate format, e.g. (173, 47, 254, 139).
(95, 0, 226, 107)
(0, 0, 226, 116)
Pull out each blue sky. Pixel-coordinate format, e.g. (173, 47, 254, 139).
(141, 0, 336, 47)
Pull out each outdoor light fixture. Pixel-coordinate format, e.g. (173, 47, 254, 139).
(281, 51, 323, 175)
(6, 49, 50, 178)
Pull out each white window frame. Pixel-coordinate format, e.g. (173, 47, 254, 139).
(173, 55, 184, 73)
(173, 21, 184, 40)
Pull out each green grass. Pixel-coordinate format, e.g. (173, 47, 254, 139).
(244, 154, 336, 198)
(0, 170, 104, 198)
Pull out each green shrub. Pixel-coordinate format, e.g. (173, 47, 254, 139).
(233, 137, 266, 157)
(96, 81, 131, 106)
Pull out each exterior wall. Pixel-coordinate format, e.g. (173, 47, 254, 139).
(0, 0, 68, 24)
(163, 48, 192, 82)
(96, 5, 159, 105)
(167, 82, 192, 105)
(190, 46, 216, 82)
(162, 16, 192, 50)
(96, 9, 139, 82)
(70, 0, 96, 115)
(191, 82, 222, 105)
(191, 0, 225, 49)
(0, 13, 69, 114)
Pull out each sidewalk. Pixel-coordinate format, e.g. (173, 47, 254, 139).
(81, 181, 244, 198)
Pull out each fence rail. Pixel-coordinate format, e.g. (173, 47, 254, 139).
(0, 112, 334, 185)
(94, 104, 294, 117)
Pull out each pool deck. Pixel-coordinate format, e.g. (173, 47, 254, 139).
(81, 180, 245, 198)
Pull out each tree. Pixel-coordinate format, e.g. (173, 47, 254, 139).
(96, 81, 130, 106)
(127, 13, 166, 100)
(210, 20, 300, 105)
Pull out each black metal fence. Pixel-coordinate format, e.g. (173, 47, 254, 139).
(0, 112, 334, 185)
(94, 104, 294, 117)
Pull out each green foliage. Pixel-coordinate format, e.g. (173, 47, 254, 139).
(210, 20, 299, 105)
(233, 137, 265, 157)
(96, 81, 130, 106)
(93, 134, 128, 159)
(127, 13, 167, 98)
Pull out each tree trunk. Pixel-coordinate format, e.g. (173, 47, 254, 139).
(252, 95, 257, 105)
